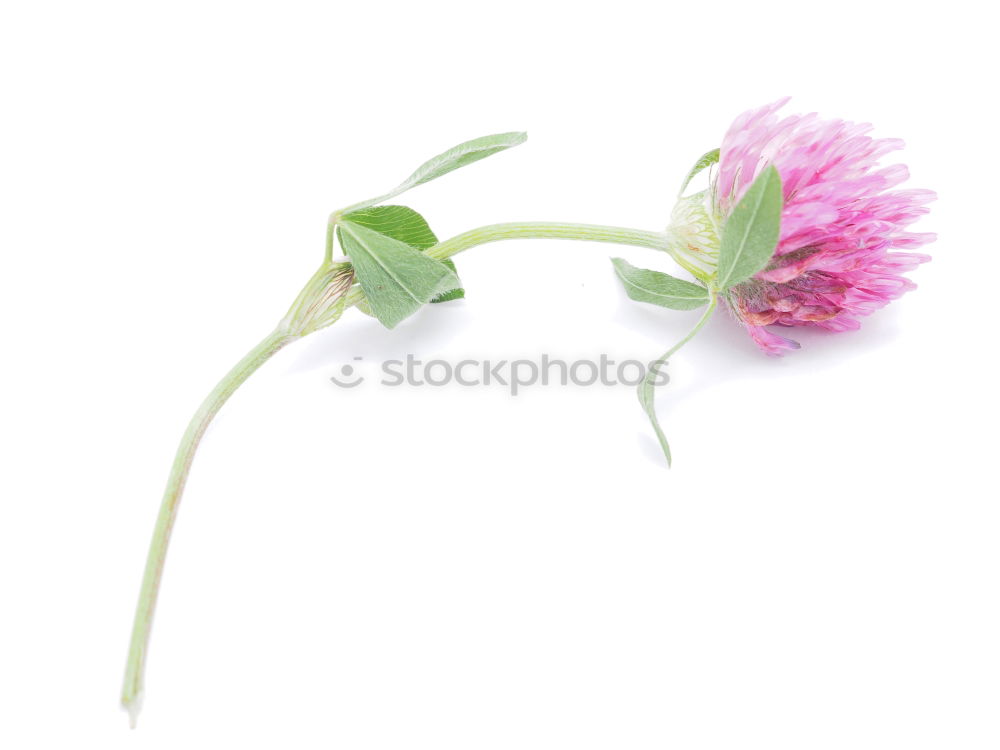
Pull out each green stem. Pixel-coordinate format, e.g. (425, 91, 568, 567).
(121, 327, 294, 727)
(122, 219, 698, 726)
(638, 292, 718, 466)
(339, 222, 674, 308)
(324, 221, 336, 263)
(421, 222, 718, 282)
(425, 222, 667, 259)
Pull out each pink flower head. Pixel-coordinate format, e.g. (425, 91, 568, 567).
(714, 98, 935, 354)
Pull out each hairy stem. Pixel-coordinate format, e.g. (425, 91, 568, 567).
(425, 222, 668, 260)
(420, 222, 714, 281)
(122, 219, 691, 726)
(340, 222, 677, 308)
(121, 327, 294, 726)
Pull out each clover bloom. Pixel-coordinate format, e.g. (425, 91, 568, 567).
(122, 117, 941, 723)
(714, 99, 935, 354)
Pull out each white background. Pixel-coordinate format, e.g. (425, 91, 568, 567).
(1, 1, 996, 748)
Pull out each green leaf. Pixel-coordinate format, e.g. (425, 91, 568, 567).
(339, 205, 438, 249)
(611, 258, 709, 310)
(431, 259, 465, 303)
(394, 131, 527, 194)
(638, 360, 672, 466)
(345, 132, 527, 212)
(634, 295, 718, 467)
(338, 219, 461, 329)
(338, 205, 465, 303)
(678, 148, 719, 196)
(430, 288, 465, 303)
(715, 165, 783, 290)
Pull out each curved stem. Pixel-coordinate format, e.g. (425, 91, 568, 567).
(638, 292, 718, 466)
(424, 222, 668, 260)
(421, 222, 716, 282)
(121, 327, 294, 726)
(338, 222, 677, 308)
(122, 218, 693, 726)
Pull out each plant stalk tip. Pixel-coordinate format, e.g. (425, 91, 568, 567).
(124, 691, 143, 729)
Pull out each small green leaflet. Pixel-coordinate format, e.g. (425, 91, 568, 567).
(634, 295, 718, 466)
(611, 258, 709, 310)
(393, 132, 527, 194)
(613, 253, 711, 466)
(338, 205, 464, 304)
(338, 219, 461, 329)
(637, 358, 672, 466)
(715, 165, 782, 290)
(344, 132, 527, 213)
(431, 258, 465, 303)
(339, 205, 438, 249)
(678, 148, 719, 197)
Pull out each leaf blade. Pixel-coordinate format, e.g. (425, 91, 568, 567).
(637, 359, 672, 466)
(678, 148, 720, 197)
(612, 258, 709, 310)
(395, 131, 527, 196)
(715, 165, 783, 289)
(344, 132, 528, 213)
(340, 205, 438, 249)
(339, 220, 461, 329)
(430, 258, 465, 303)
(339, 205, 465, 303)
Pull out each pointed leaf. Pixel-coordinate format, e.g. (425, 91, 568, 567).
(340, 205, 438, 249)
(612, 258, 709, 310)
(634, 296, 718, 466)
(392, 131, 527, 196)
(715, 165, 783, 289)
(430, 258, 465, 303)
(344, 132, 527, 213)
(338, 205, 465, 303)
(429, 288, 465, 303)
(339, 220, 461, 329)
(678, 148, 719, 196)
(638, 361, 672, 466)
